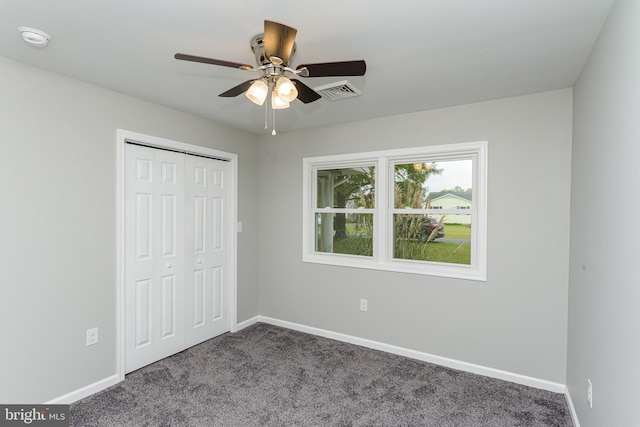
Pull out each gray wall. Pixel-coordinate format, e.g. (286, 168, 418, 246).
(568, 0, 640, 425)
(0, 57, 260, 403)
(258, 89, 572, 384)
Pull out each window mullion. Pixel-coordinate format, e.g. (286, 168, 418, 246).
(375, 156, 387, 263)
(390, 208, 469, 215)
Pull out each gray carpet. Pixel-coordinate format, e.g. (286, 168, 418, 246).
(71, 323, 572, 426)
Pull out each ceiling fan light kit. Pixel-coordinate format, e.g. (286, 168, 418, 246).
(275, 76, 298, 103)
(246, 79, 269, 105)
(271, 91, 290, 110)
(175, 19, 367, 134)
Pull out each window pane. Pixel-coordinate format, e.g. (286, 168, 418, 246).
(317, 166, 375, 209)
(315, 213, 373, 257)
(394, 160, 472, 208)
(393, 214, 471, 265)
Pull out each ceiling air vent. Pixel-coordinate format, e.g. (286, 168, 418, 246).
(313, 80, 362, 101)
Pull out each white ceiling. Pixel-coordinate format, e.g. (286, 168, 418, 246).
(0, 0, 614, 135)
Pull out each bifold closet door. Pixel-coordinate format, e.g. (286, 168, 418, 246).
(184, 155, 230, 347)
(124, 144, 186, 373)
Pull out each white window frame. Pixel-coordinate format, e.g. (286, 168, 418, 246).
(302, 141, 487, 281)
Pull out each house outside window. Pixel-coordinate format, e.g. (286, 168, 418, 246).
(303, 141, 487, 281)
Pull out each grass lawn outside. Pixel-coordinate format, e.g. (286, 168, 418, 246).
(394, 240, 470, 264)
(441, 223, 471, 239)
(330, 234, 471, 265)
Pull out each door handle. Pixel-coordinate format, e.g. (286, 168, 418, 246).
(197, 259, 202, 265)
(166, 263, 172, 269)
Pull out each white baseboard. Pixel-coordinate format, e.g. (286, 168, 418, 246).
(235, 315, 260, 331)
(257, 315, 566, 394)
(565, 387, 581, 427)
(46, 374, 120, 404)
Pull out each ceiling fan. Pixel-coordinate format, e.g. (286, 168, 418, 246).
(174, 20, 366, 113)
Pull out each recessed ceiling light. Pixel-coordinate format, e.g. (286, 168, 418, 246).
(18, 27, 51, 47)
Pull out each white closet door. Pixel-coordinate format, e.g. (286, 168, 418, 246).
(124, 144, 185, 373)
(184, 155, 231, 347)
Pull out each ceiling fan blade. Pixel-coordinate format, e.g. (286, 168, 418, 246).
(219, 80, 255, 97)
(297, 60, 366, 77)
(175, 53, 254, 71)
(263, 20, 297, 66)
(291, 79, 322, 104)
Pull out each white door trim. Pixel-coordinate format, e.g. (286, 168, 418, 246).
(116, 129, 238, 382)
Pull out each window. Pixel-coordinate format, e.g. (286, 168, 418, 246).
(303, 141, 487, 281)
(315, 165, 375, 257)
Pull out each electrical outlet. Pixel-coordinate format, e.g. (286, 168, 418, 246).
(587, 379, 593, 408)
(86, 328, 99, 346)
(360, 299, 368, 312)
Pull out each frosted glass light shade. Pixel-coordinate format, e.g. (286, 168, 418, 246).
(246, 79, 268, 105)
(272, 92, 290, 109)
(275, 77, 298, 103)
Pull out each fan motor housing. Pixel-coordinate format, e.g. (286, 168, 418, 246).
(250, 33, 296, 67)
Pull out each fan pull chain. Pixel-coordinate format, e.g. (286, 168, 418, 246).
(264, 99, 268, 130)
(272, 106, 277, 135)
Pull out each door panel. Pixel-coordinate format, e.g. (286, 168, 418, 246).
(135, 194, 152, 260)
(193, 196, 206, 252)
(212, 197, 223, 249)
(161, 195, 177, 257)
(185, 155, 230, 347)
(125, 144, 185, 373)
(134, 279, 151, 347)
(160, 275, 177, 338)
(192, 268, 205, 327)
(212, 266, 222, 320)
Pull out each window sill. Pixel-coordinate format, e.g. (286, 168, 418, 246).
(302, 254, 486, 281)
